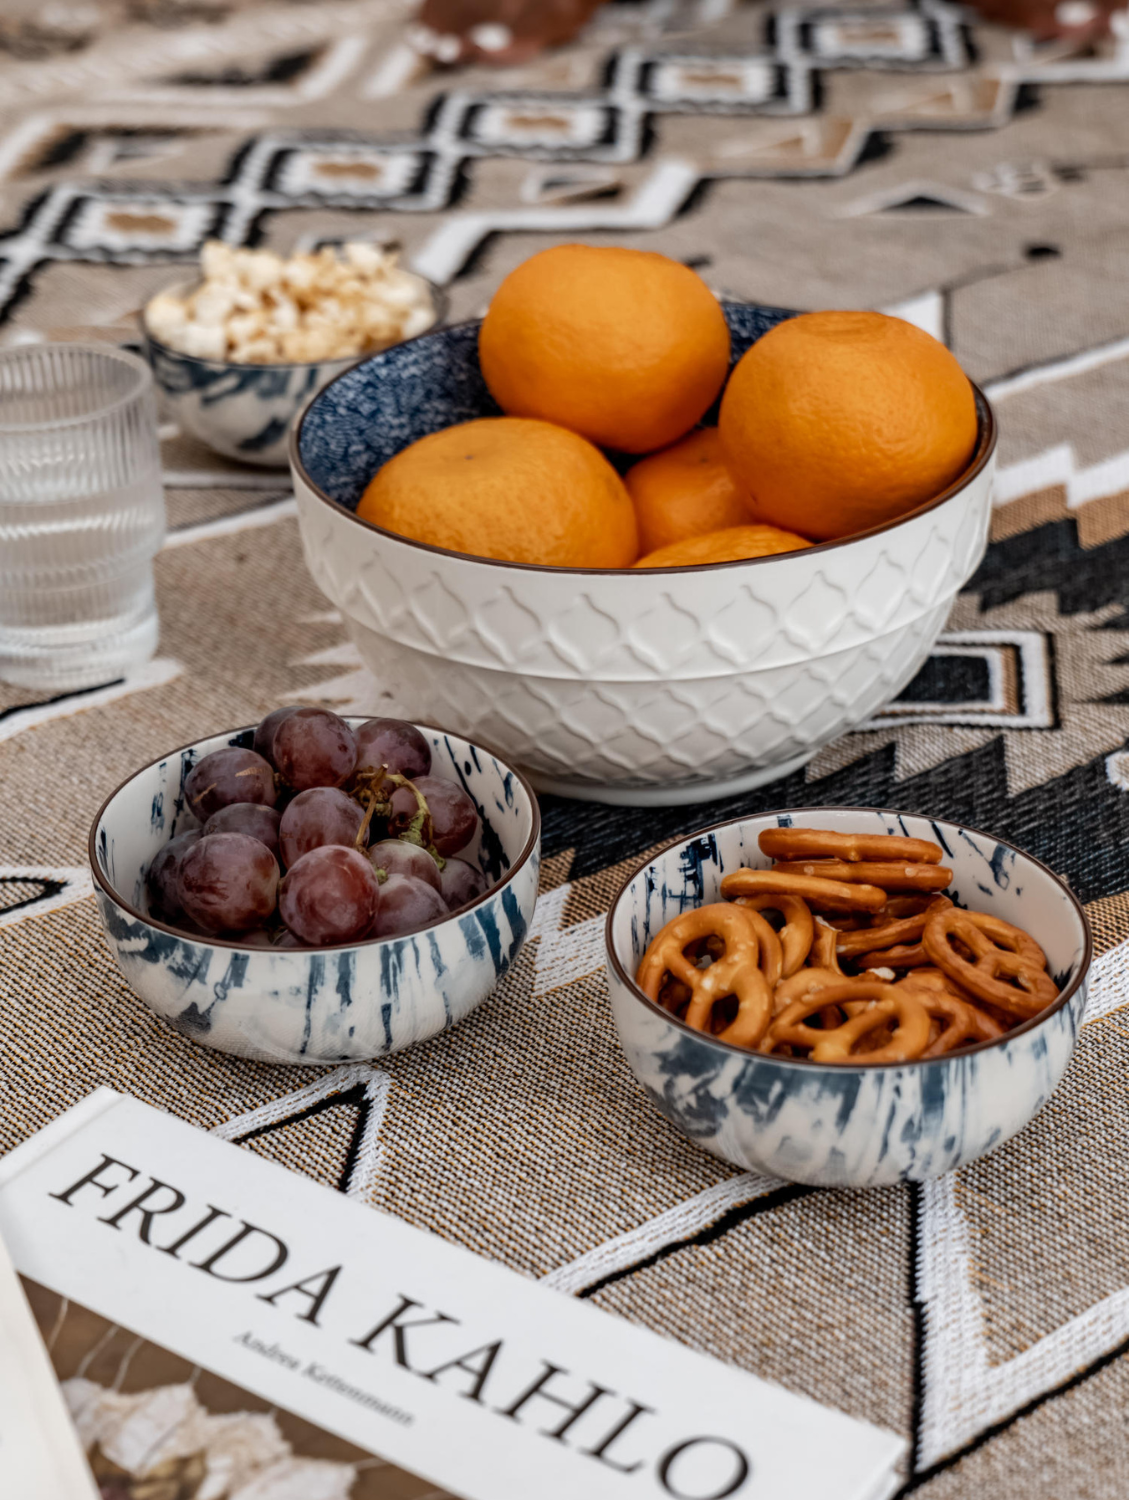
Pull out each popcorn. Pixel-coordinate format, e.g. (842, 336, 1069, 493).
(145, 240, 435, 365)
(144, 291, 187, 342)
(179, 320, 227, 361)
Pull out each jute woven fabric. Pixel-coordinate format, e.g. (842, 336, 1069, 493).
(3, 2, 1129, 1495)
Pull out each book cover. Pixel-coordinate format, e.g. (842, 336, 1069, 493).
(0, 1091, 904, 1500)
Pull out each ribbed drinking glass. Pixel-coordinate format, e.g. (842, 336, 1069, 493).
(0, 343, 165, 691)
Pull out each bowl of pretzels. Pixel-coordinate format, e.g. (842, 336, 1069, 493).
(605, 808, 1091, 1187)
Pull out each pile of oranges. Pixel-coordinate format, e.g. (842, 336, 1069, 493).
(357, 245, 979, 571)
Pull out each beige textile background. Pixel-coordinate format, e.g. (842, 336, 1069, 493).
(3, 1, 1129, 1496)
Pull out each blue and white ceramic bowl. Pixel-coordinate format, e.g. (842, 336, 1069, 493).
(605, 808, 1091, 1187)
(89, 721, 540, 1065)
(143, 278, 444, 468)
(291, 307, 997, 805)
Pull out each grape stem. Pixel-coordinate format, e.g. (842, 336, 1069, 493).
(350, 767, 444, 866)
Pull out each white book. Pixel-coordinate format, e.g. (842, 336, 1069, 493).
(0, 1091, 904, 1500)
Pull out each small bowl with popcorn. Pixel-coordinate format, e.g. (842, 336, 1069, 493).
(142, 240, 440, 468)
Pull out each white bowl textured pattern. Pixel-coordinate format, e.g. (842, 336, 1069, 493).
(336, 600, 950, 789)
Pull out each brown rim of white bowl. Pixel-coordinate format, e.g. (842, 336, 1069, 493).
(603, 805, 1092, 1071)
(139, 276, 449, 374)
(87, 720, 541, 955)
(289, 314, 999, 578)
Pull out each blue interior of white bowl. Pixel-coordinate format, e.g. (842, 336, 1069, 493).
(298, 303, 994, 516)
(298, 303, 796, 511)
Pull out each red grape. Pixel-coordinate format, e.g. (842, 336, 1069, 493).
(253, 705, 301, 765)
(203, 802, 281, 859)
(185, 747, 276, 821)
(279, 846, 378, 945)
(279, 787, 365, 868)
(439, 857, 487, 911)
(354, 718, 431, 780)
(390, 775, 479, 856)
(146, 831, 200, 920)
(273, 708, 357, 791)
(178, 833, 279, 934)
(368, 838, 442, 891)
(371, 874, 448, 938)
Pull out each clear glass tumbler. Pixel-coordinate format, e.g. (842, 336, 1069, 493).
(0, 343, 165, 691)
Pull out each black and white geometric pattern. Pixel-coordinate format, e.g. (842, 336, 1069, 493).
(865, 629, 1055, 730)
(3, 0, 1126, 320)
(772, 0, 973, 72)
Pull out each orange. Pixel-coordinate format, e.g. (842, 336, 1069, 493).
(626, 428, 754, 555)
(478, 244, 731, 454)
(718, 311, 978, 542)
(356, 416, 638, 568)
(633, 524, 811, 569)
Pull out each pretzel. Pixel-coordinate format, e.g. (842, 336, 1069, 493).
(641, 829, 1058, 1067)
(796, 920, 850, 1027)
(897, 966, 977, 1002)
(721, 868, 886, 913)
(897, 981, 1005, 1057)
(923, 908, 1057, 1018)
(762, 982, 932, 1064)
(759, 828, 943, 865)
(733, 893, 813, 977)
(636, 903, 772, 1048)
(876, 895, 936, 919)
(774, 965, 845, 1011)
(743, 906, 784, 989)
(856, 941, 931, 969)
(809, 918, 845, 973)
(835, 896, 953, 958)
(771, 860, 952, 893)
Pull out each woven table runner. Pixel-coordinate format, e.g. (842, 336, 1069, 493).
(3, 2, 1129, 1494)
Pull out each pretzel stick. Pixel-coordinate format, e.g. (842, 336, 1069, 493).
(758, 828, 943, 865)
(836, 896, 953, 958)
(772, 860, 952, 892)
(721, 868, 886, 913)
(856, 941, 932, 969)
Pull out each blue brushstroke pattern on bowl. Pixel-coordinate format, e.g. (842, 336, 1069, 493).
(90, 721, 540, 1064)
(605, 808, 1091, 1187)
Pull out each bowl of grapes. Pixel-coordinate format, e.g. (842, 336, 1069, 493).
(89, 708, 540, 1064)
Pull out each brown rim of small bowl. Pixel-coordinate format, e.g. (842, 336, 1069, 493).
(603, 805, 1093, 1071)
(87, 719, 541, 954)
(289, 313, 998, 578)
(139, 275, 449, 374)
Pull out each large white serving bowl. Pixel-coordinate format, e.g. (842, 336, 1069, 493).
(290, 307, 997, 806)
(605, 807, 1091, 1187)
(89, 721, 540, 1065)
